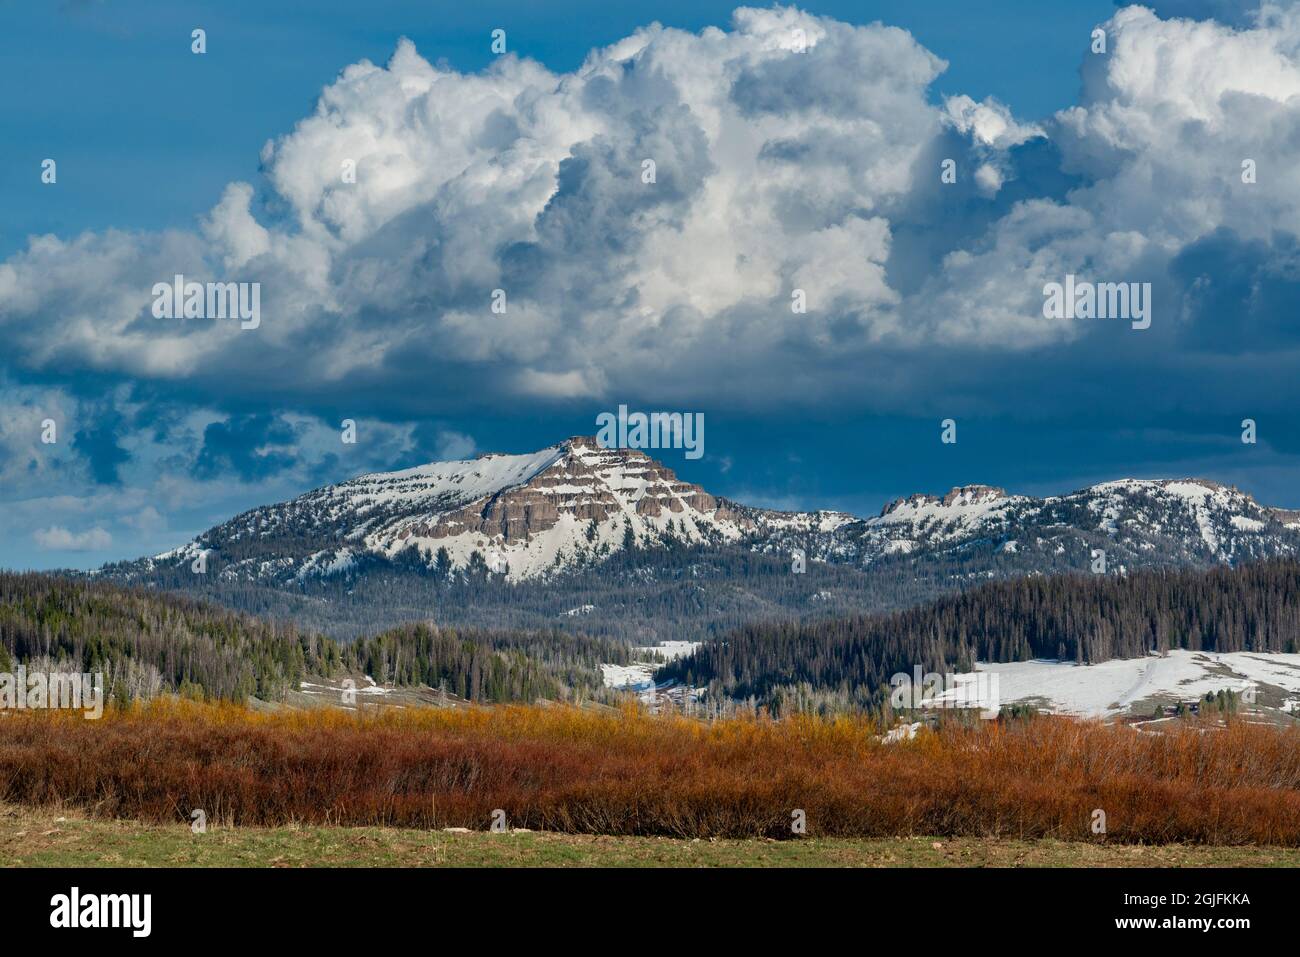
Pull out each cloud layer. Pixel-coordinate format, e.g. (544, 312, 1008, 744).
(4, 3, 1300, 562)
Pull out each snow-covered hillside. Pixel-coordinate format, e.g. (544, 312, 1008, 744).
(937, 651, 1300, 718)
(817, 477, 1300, 573)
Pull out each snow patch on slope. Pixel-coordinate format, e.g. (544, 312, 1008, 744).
(966, 651, 1300, 717)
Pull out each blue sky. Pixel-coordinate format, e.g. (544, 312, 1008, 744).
(0, 0, 1116, 258)
(1, 0, 1297, 569)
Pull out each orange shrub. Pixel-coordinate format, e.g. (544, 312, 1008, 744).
(2, 701, 1300, 843)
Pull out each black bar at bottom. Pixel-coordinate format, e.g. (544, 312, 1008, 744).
(0, 865, 1287, 944)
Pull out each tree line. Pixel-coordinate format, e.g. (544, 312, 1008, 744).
(658, 558, 1300, 713)
(0, 573, 626, 706)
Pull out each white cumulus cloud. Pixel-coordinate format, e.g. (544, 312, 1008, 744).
(33, 526, 112, 551)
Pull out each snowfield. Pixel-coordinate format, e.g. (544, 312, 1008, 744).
(955, 651, 1300, 717)
(601, 644, 1300, 719)
(601, 641, 701, 693)
(599, 663, 658, 693)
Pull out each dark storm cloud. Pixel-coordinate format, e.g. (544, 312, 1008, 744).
(193, 414, 298, 482)
(72, 410, 131, 485)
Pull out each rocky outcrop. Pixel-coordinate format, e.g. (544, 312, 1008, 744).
(376, 437, 741, 553)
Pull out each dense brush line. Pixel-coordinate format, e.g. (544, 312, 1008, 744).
(3, 701, 1300, 844)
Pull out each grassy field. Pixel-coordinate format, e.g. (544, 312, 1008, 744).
(5, 803, 1300, 868)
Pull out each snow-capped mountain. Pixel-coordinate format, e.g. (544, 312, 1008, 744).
(131, 436, 853, 585)
(115, 438, 1300, 593)
(811, 477, 1300, 575)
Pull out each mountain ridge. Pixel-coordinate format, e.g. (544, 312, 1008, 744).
(94, 436, 1300, 641)
(131, 435, 855, 585)
(114, 437, 1300, 587)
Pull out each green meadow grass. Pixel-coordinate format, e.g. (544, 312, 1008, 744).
(5, 803, 1299, 868)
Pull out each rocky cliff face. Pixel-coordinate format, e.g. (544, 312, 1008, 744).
(387, 436, 727, 545)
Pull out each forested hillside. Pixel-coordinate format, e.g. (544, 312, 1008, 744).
(346, 622, 625, 702)
(106, 540, 949, 642)
(0, 573, 623, 706)
(658, 559, 1300, 713)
